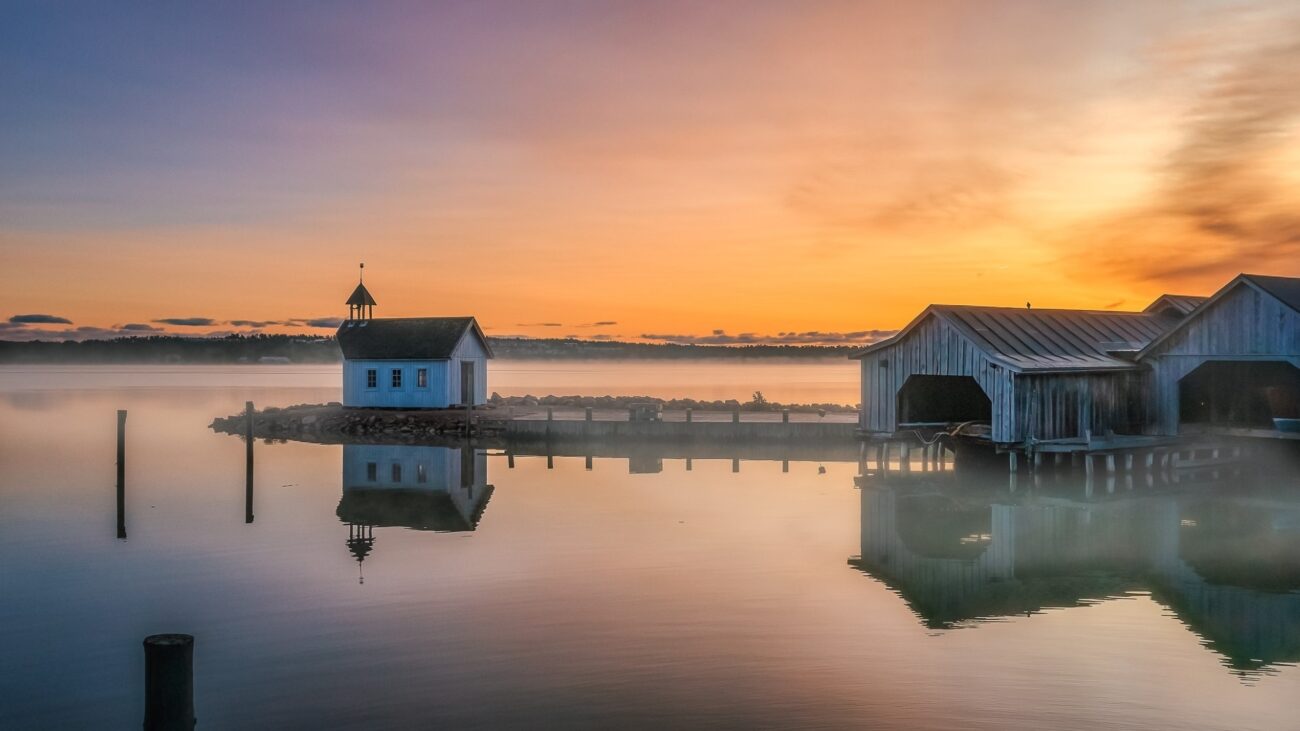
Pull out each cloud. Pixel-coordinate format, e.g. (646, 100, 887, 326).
(575, 321, 618, 327)
(153, 317, 218, 326)
(9, 313, 72, 324)
(517, 322, 563, 327)
(1066, 8, 1300, 288)
(229, 319, 287, 327)
(296, 317, 343, 328)
(119, 323, 162, 331)
(641, 329, 898, 346)
(0, 324, 171, 341)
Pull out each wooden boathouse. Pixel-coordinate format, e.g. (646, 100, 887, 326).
(1138, 274, 1300, 439)
(853, 273, 1300, 454)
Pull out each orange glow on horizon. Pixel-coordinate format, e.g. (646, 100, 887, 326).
(3, 2, 1300, 343)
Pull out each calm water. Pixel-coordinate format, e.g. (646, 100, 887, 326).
(2, 365, 1299, 730)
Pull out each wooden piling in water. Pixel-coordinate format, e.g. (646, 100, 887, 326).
(244, 402, 254, 524)
(143, 634, 194, 731)
(117, 410, 127, 540)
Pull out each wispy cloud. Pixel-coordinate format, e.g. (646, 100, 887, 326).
(1067, 7, 1300, 288)
(641, 329, 898, 346)
(293, 317, 343, 329)
(153, 317, 218, 327)
(517, 322, 563, 327)
(9, 313, 72, 324)
(118, 323, 162, 332)
(229, 319, 287, 327)
(575, 321, 618, 327)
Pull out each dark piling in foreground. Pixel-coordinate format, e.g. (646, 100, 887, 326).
(117, 409, 127, 539)
(143, 633, 195, 730)
(244, 401, 254, 524)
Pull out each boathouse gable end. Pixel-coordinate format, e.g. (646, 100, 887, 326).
(1137, 275, 1300, 436)
(857, 312, 1014, 442)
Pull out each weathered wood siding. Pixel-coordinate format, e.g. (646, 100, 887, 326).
(1013, 371, 1146, 442)
(1143, 284, 1300, 435)
(859, 315, 1015, 442)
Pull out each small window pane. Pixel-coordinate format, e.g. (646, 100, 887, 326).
(366, 369, 377, 388)
(391, 463, 402, 482)
(391, 369, 402, 388)
(416, 368, 428, 388)
(416, 464, 427, 483)
(366, 462, 377, 481)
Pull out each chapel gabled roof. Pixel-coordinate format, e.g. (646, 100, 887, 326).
(335, 316, 494, 360)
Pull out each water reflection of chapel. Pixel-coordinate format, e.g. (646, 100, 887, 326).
(338, 444, 493, 582)
(850, 469, 1300, 675)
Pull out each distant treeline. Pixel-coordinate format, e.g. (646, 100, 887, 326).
(0, 334, 856, 364)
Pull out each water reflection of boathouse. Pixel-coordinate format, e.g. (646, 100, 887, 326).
(339, 444, 493, 580)
(850, 472, 1300, 674)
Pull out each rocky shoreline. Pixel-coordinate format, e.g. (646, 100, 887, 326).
(210, 403, 507, 443)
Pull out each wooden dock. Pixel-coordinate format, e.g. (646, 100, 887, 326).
(504, 407, 858, 443)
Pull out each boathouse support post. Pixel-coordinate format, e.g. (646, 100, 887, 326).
(143, 634, 194, 731)
(1008, 451, 1018, 474)
(900, 442, 911, 471)
(117, 410, 127, 540)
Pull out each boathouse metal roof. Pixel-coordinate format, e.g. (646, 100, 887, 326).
(335, 317, 494, 360)
(1243, 273, 1300, 313)
(1143, 293, 1208, 316)
(851, 305, 1172, 373)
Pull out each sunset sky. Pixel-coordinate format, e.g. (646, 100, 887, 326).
(3, 1, 1300, 344)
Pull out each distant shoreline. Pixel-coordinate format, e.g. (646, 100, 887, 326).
(0, 334, 860, 364)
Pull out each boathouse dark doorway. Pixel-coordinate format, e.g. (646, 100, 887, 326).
(897, 375, 992, 426)
(1178, 360, 1300, 430)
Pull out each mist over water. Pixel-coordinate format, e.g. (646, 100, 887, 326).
(1, 365, 1297, 730)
